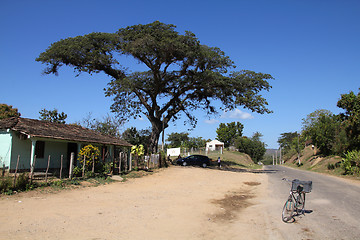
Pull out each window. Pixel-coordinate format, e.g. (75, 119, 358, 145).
(35, 141, 45, 158)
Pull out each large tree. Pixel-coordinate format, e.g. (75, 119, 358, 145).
(39, 108, 67, 124)
(36, 21, 273, 153)
(79, 113, 122, 138)
(166, 132, 189, 148)
(235, 135, 266, 163)
(0, 104, 20, 119)
(337, 89, 360, 151)
(122, 127, 151, 153)
(302, 109, 341, 155)
(216, 122, 244, 148)
(277, 132, 299, 154)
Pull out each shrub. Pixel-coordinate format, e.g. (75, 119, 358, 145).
(85, 171, 95, 178)
(73, 166, 83, 177)
(104, 162, 113, 174)
(342, 150, 360, 175)
(0, 177, 12, 193)
(327, 163, 335, 170)
(78, 145, 100, 171)
(14, 173, 30, 191)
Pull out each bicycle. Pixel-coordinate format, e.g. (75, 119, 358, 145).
(281, 178, 312, 222)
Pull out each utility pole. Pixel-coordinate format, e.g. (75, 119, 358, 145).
(298, 133, 301, 165)
(279, 146, 282, 164)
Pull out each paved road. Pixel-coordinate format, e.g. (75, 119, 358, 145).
(264, 165, 360, 240)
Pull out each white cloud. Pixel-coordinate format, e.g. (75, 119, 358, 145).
(204, 119, 219, 124)
(221, 109, 254, 120)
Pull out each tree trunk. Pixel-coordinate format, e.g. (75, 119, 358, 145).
(149, 120, 163, 154)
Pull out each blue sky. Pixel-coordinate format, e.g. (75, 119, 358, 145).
(1, 0, 359, 149)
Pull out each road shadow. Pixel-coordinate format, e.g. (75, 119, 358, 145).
(286, 209, 314, 223)
(208, 166, 278, 174)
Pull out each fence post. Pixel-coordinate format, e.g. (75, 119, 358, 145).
(45, 155, 51, 183)
(119, 152, 122, 174)
(60, 155, 63, 179)
(129, 153, 132, 171)
(69, 152, 74, 179)
(92, 156, 95, 173)
(82, 155, 86, 177)
(2, 163, 5, 177)
(30, 155, 36, 184)
(13, 155, 20, 186)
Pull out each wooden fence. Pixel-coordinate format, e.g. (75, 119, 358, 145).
(1, 152, 163, 185)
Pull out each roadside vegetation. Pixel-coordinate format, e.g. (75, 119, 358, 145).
(278, 89, 360, 179)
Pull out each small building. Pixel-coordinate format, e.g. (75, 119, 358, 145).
(206, 140, 224, 152)
(0, 117, 132, 173)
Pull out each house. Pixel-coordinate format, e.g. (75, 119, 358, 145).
(206, 140, 224, 152)
(0, 117, 132, 173)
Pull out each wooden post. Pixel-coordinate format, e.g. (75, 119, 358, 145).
(92, 156, 95, 173)
(119, 152, 122, 175)
(129, 152, 132, 171)
(124, 153, 127, 172)
(112, 153, 115, 175)
(2, 163, 5, 177)
(30, 155, 37, 184)
(69, 152, 74, 179)
(82, 155, 86, 177)
(60, 155, 63, 179)
(13, 155, 20, 186)
(45, 155, 51, 183)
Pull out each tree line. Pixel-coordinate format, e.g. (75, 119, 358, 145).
(278, 89, 360, 175)
(216, 122, 266, 163)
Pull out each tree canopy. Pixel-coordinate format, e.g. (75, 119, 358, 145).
(0, 104, 20, 119)
(78, 113, 122, 138)
(36, 21, 273, 153)
(216, 122, 244, 148)
(166, 132, 189, 148)
(39, 108, 67, 124)
(235, 134, 266, 163)
(121, 127, 151, 153)
(337, 89, 360, 150)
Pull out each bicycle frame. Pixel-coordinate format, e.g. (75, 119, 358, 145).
(282, 178, 308, 222)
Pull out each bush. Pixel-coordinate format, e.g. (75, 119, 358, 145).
(0, 177, 12, 193)
(85, 171, 95, 178)
(234, 137, 266, 163)
(73, 166, 83, 177)
(342, 150, 360, 175)
(327, 163, 335, 170)
(15, 173, 30, 191)
(78, 145, 100, 171)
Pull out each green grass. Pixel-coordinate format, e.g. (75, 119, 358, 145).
(207, 150, 259, 169)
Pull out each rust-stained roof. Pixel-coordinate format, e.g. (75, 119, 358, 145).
(0, 117, 132, 147)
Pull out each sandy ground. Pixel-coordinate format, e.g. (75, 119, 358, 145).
(0, 166, 270, 240)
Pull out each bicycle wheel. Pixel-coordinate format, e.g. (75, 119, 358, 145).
(295, 192, 305, 213)
(282, 197, 294, 222)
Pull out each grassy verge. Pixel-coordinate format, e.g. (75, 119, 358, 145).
(207, 150, 260, 169)
(0, 169, 160, 196)
(283, 146, 360, 181)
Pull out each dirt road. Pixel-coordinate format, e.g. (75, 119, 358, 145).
(0, 167, 272, 240)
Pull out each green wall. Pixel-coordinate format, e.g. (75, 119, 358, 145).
(10, 132, 32, 170)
